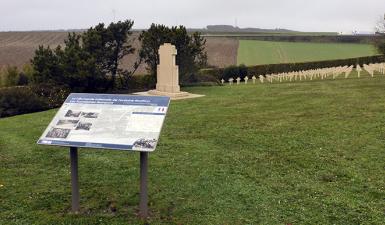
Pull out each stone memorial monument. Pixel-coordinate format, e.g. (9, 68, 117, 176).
(252, 75, 256, 84)
(138, 43, 203, 100)
(148, 43, 185, 96)
(244, 76, 249, 84)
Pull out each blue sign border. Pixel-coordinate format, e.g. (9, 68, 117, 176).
(65, 93, 170, 107)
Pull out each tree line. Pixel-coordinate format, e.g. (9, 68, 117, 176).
(31, 20, 208, 92)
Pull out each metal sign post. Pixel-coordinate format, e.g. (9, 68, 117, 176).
(70, 147, 80, 213)
(68, 148, 149, 217)
(139, 151, 149, 218)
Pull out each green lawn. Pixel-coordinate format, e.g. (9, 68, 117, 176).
(1, 75, 385, 224)
(237, 40, 377, 66)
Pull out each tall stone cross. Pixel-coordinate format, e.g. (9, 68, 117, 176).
(156, 43, 180, 93)
(143, 43, 203, 99)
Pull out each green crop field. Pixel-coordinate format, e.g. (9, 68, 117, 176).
(237, 40, 377, 66)
(1, 75, 385, 224)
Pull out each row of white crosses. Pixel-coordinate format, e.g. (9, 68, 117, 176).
(226, 76, 259, 85)
(221, 63, 385, 85)
(362, 63, 385, 77)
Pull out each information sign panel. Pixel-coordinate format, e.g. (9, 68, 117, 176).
(37, 93, 170, 152)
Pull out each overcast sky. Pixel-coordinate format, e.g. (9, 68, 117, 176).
(1, 0, 384, 32)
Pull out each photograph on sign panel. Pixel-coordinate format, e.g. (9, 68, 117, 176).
(64, 110, 81, 118)
(81, 112, 99, 118)
(56, 119, 79, 128)
(45, 128, 71, 139)
(75, 122, 92, 131)
(133, 138, 157, 150)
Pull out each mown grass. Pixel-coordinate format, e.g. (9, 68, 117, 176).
(237, 40, 377, 66)
(1, 74, 385, 224)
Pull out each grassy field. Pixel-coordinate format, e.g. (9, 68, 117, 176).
(1, 75, 385, 224)
(201, 32, 339, 37)
(237, 40, 377, 66)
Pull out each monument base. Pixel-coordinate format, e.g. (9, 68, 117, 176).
(134, 90, 204, 100)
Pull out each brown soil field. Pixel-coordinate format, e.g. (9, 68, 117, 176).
(0, 31, 238, 74)
(0, 32, 67, 69)
(205, 37, 238, 68)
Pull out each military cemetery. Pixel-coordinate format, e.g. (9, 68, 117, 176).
(1, 1, 385, 224)
(221, 63, 385, 85)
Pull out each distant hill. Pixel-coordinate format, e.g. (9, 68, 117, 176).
(205, 25, 296, 33)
